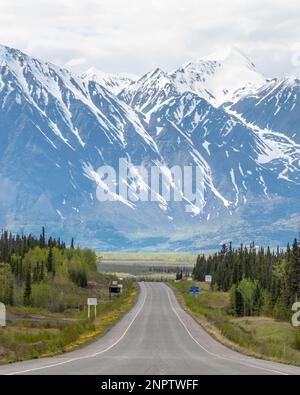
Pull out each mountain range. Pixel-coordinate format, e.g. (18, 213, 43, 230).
(0, 43, 299, 251)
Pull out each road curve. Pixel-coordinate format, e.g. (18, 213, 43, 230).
(1, 282, 300, 375)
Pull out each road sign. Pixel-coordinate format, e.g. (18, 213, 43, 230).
(205, 275, 213, 284)
(189, 286, 200, 296)
(88, 298, 97, 306)
(0, 303, 6, 327)
(109, 284, 122, 300)
(87, 298, 98, 320)
(110, 286, 121, 294)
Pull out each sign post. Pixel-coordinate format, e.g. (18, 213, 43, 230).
(87, 298, 98, 320)
(205, 275, 213, 284)
(0, 303, 6, 327)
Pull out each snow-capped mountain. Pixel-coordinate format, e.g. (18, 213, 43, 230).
(231, 77, 300, 143)
(119, 47, 266, 112)
(119, 68, 179, 115)
(0, 44, 167, 238)
(82, 67, 138, 95)
(0, 43, 299, 251)
(170, 47, 266, 106)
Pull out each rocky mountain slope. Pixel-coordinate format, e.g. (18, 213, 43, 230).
(0, 43, 299, 250)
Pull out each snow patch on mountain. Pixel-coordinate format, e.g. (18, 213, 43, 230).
(226, 108, 300, 184)
(119, 47, 266, 114)
(82, 67, 138, 95)
(170, 47, 265, 107)
(1, 43, 300, 249)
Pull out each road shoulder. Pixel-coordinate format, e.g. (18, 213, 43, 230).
(167, 282, 300, 375)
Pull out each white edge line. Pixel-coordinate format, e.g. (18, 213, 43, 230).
(165, 285, 289, 376)
(5, 284, 148, 376)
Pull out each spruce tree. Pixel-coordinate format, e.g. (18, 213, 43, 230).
(283, 240, 300, 306)
(47, 248, 54, 274)
(24, 270, 32, 306)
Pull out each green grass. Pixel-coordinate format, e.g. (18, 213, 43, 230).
(0, 282, 138, 364)
(171, 281, 300, 366)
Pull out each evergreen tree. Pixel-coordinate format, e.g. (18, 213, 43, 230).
(47, 248, 54, 275)
(0, 263, 14, 305)
(283, 239, 300, 306)
(193, 239, 300, 319)
(23, 270, 32, 306)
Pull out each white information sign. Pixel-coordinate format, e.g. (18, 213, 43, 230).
(88, 298, 98, 306)
(87, 298, 98, 320)
(0, 303, 6, 327)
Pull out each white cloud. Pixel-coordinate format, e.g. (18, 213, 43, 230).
(0, 0, 299, 77)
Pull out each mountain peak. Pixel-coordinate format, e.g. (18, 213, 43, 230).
(0, 43, 29, 60)
(170, 47, 265, 106)
(224, 47, 257, 71)
(0, 43, 11, 53)
(83, 67, 138, 81)
(83, 66, 106, 78)
(0, 43, 15, 63)
(148, 67, 165, 78)
(182, 47, 258, 76)
(133, 67, 170, 88)
(82, 67, 138, 95)
(0, 43, 7, 52)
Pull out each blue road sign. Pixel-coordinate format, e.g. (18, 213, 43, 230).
(189, 286, 200, 296)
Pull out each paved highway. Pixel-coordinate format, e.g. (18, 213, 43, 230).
(1, 282, 300, 375)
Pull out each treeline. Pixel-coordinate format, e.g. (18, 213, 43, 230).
(0, 227, 66, 262)
(193, 240, 300, 320)
(148, 266, 191, 275)
(0, 228, 97, 310)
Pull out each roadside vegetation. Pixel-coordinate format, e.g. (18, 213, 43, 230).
(172, 282, 300, 365)
(0, 229, 137, 364)
(194, 240, 300, 321)
(172, 239, 300, 366)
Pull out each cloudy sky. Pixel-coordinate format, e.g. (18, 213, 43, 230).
(0, 0, 300, 77)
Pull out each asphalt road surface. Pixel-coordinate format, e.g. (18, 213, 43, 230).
(1, 282, 300, 375)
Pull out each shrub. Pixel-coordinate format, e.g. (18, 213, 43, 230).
(294, 328, 300, 351)
(31, 283, 51, 309)
(230, 279, 263, 317)
(273, 301, 291, 321)
(67, 259, 88, 288)
(0, 263, 14, 305)
(230, 285, 244, 317)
